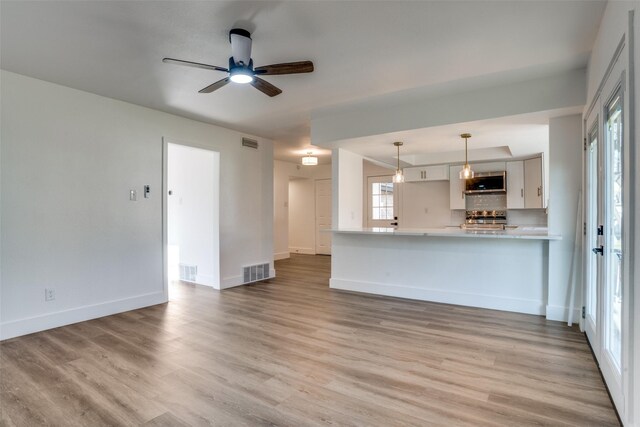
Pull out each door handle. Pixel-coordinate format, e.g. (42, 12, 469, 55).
(537, 186, 542, 196)
(521, 188, 524, 197)
(390, 222, 398, 226)
(592, 245, 604, 256)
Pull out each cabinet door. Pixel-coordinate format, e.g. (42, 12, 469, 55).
(425, 165, 449, 181)
(506, 161, 524, 209)
(449, 165, 466, 210)
(403, 167, 423, 182)
(524, 157, 543, 208)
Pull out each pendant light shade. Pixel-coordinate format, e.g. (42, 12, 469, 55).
(459, 133, 475, 180)
(302, 152, 318, 166)
(392, 141, 405, 183)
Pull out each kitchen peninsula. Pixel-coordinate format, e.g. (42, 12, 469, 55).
(330, 227, 561, 316)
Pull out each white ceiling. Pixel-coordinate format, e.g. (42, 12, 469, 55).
(1, 1, 605, 164)
(335, 107, 582, 168)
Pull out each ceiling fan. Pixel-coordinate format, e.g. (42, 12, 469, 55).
(163, 28, 314, 97)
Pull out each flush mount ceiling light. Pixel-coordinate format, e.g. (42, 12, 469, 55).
(459, 133, 475, 180)
(392, 141, 405, 183)
(302, 152, 318, 166)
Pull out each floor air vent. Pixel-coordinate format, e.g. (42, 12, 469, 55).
(243, 263, 270, 284)
(179, 264, 197, 282)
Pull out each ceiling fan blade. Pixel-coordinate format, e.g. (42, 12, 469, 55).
(254, 61, 314, 75)
(163, 57, 228, 72)
(251, 77, 282, 97)
(199, 78, 230, 93)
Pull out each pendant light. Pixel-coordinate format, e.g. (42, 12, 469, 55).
(392, 141, 405, 183)
(459, 133, 475, 179)
(302, 151, 318, 166)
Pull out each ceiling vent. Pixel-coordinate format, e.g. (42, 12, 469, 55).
(242, 137, 258, 149)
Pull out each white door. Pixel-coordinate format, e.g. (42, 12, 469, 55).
(584, 108, 600, 354)
(367, 176, 398, 227)
(315, 179, 332, 255)
(599, 81, 625, 410)
(584, 56, 628, 416)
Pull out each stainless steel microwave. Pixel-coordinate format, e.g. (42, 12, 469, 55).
(464, 171, 506, 194)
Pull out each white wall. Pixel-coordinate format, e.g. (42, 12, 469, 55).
(0, 71, 274, 339)
(312, 69, 586, 146)
(288, 178, 315, 254)
(273, 160, 331, 260)
(167, 143, 219, 288)
(334, 149, 363, 228)
(400, 181, 452, 228)
(586, 1, 634, 103)
(547, 114, 583, 322)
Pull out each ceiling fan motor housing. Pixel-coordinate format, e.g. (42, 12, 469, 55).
(229, 28, 252, 66)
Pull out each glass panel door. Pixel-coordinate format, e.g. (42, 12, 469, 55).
(367, 176, 398, 228)
(604, 91, 623, 370)
(584, 121, 599, 348)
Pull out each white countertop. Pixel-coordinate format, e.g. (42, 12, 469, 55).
(328, 226, 561, 240)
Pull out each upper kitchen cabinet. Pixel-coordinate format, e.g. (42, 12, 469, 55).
(524, 157, 544, 208)
(404, 165, 449, 182)
(506, 161, 525, 209)
(449, 165, 466, 209)
(506, 156, 545, 209)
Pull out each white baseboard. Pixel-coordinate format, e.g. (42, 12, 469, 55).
(274, 252, 290, 261)
(195, 274, 216, 287)
(221, 269, 276, 290)
(330, 278, 545, 316)
(545, 305, 582, 322)
(0, 291, 167, 341)
(288, 247, 315, 255)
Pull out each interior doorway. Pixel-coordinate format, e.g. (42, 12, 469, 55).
(165, 141, 220, 298)
(288, 177, 315, 255)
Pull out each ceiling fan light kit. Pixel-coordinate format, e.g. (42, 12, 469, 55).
(163, 28, 314, 97)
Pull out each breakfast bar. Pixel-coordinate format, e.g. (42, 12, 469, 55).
(329, 227, 561, 317)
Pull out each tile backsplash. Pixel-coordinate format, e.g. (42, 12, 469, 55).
(465, 193, 507, 211)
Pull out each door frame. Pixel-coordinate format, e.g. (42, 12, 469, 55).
(162, 137, 221, 298)
(582, 39, 631, 417)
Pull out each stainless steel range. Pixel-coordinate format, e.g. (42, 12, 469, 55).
(462, 210, 507, 230)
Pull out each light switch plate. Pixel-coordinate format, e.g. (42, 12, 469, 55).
(130, 190, 137, 201)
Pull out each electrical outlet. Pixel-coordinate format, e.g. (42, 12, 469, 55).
(45, 288, 55, 301)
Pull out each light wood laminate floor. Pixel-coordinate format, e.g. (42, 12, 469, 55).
(1, 254, 619, 426)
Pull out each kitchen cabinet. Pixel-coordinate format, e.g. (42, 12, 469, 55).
(404, 165, 449, 182)
(506, 161, 525, 209)
(449, 165, 466, 210)
(524, 157, 544, 208)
